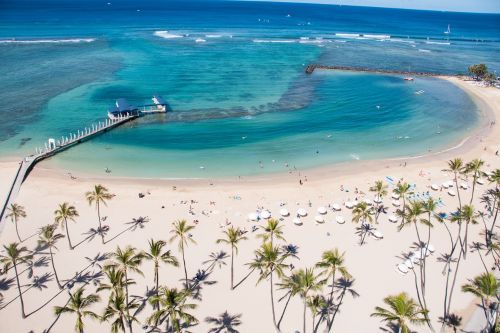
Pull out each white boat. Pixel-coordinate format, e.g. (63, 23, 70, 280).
(444, 24, 451, 34)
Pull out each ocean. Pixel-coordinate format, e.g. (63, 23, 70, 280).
(0, 0, 498, 177)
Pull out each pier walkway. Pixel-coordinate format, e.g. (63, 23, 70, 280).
(305, 64, 443, 77)
(0, 113, 137, 225)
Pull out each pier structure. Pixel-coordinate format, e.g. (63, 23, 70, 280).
(305, 64, 444, 77)
(0, 94, 169, 225)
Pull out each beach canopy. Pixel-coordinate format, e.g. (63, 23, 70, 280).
(391, 193, 400, 200)
(260, 210, 271, 219)
(388, 215, 398, 223)
(404, 259, 414, 269)
(336, 215, 345, 224)
(364, 199, 373, 206)
(373, 196, 382, 204)
(293, 217, 302, 226)
(476, 178, 485, 185)
(315, 215, 325, 223)
(431, 184, 439, 191)
(332, 203, 341, 211)
(460, 183, 469, 190)
(247, 212, 259, 221)
(397, 264, 409, 274)
(279, 208, 290, 217)
(392, 200, 400, 207)
(426, 244, 435, 253)
(317, 206, 327, 214)
(344, 201, 355, 209)
(447, 189, 456, 197)
(297, 208, 308, 217)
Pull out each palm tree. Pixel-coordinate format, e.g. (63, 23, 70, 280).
(0, 243, 33, 318)
(148, 287, 198, 333)
(394, 182, 412, 224)
(257, 219, 285, 246)
(351, 202, 373, 245)
(102, 289, 139, 333)
(249, 242, 288, 331)
(38, 224, 65, 289)
(370, 180, 388, 223)
(307, 294, 328, 333)
(465, 158, 484, 203)
(54, 287, 100, 333)
(460, 204, 479, 259)
(216, 227, 248, 289)
(104, 246, 144, 333)
(144, 239, 178, 310)
(54, 202, 79, 250)
(461, 272, 500, 331)
(5, 203, 26, 242)
(282, 268, 323, 333)
(443, 158, 465, 208)
(316, 249, 351, 302)
(98, 267, 133, 296)
(85, 184, 114, 244)
(371, 292, 427, 333)
(169, 220, 196, 288)
(205, 311, 242, 333)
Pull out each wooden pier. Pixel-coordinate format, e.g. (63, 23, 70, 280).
(0, 113, 137, 225)
(305, 64, 444, 77)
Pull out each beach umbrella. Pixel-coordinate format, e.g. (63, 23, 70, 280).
(371, 230, 384, 239)
(260, 210, 271, 219)
(373, 196, 382, 204)
(397, 264, 409, 274)
(431, 184, 439, 191)
(297, 208, 307, 217)
(476, 178, 485, 185)
(447, 189, 456, 197)
(315, 215, 325, 223)
(247, 212, 259, 221)
(279, 208, 290, 217)
(335, 216, 345, 224)
(388, 215, 398, 223)
(391, 200, 400, 207)
(364, 199, 373, 206)
(344, 201, 354, 209)
(332, 203, 341, 211)
(426, 244, 435, 253)
(293, 217, 302, 226)
(317, 206, 327, 215)
(391, 193, 400, 200)
(403, 259, 414, 269)
(460, 183, 469, 190)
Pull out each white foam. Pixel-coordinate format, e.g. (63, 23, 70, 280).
(195, 38, 206, 43)
(363, 34, 390, 39)
(205, 34, 222, 38)
(418, 49, 431, 53)
(335, 33, 359, 38)
(299, 39, 325, 44)
(154, 30, 183, 39)
(0, 38, 96, 44)
(350, 153, 360, 160)
(252, 39, 295, 43)
(425, 41, 451, 45)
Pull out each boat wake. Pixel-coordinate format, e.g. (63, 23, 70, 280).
(154, 30, 183, 39)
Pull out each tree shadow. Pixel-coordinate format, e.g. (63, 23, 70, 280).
(104, 216, 150, 244)
(0, 276, 15, 292)
(188, 269, 217, 301)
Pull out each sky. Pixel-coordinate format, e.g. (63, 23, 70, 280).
(245, 0, 500, 13)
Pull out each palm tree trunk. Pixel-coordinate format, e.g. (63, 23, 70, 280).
(303, 298, 307, 333)
(64, 218, 73, 250)
(328, 287, 346, 332)
(269, 272, 279, 332)
(49, 247, 62, 289)
(329, 272, 336, 302)
(277, 292, 292, 328)
(124, 270, 133, 333)
(181, 243, 188, 288)
(154, 262, 159, 310)
(14, 218, 22, 242)
(13, 261, 26, 318)
(446, 249, 463, 316)
(231, 246, 234, 290)
(97, 201, 104, 244)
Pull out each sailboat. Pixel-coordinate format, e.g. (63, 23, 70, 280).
(444, 24, 451, 34)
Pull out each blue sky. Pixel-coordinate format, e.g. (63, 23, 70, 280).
(245, 0, 500, 13)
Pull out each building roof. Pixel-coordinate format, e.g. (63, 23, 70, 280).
(115, 98, 136, 112)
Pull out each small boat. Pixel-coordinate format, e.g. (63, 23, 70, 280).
(404, 77, 414, 81)
(444, 24, 451, 35)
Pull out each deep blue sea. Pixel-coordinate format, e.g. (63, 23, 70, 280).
(0, 0, 499, 177)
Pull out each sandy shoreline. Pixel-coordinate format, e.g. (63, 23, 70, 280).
(0, 76, 498, 333)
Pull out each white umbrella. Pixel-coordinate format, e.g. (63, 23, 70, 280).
(317, 206, 327, 215)
(335, 216, 345, 224)
(247, 212, 259, 221)
(279, 208, 290, 217)
(426, 244, 435, 253)
(344, 201, 354, 209)
(332, 203, 341, 211)
(476, 178, 485, 185)
(388, 215, 398, 223)
(431, 184, 439, 191)
(371, 230, 384, 239)
(315, 215, 325, 223)
(373, 196, 382, 204)
(392, 200, 400, 207)
(391, 193, 400, 200)
(460, 183, 469, 190)
(397, 264, 409, 274)
(297, 208, 307, 217)
(293, 217, 302, 226)
(447, 189, 456, 197)
(364, 199, 373, 206)
(404, 259, 414, 269)
(260, 210, 271, 219)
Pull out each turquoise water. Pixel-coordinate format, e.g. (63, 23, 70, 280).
(0, 1, 497, 177)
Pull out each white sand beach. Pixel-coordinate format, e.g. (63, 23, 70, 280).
(0, 77, 498, 333)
